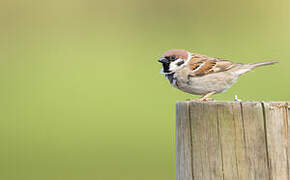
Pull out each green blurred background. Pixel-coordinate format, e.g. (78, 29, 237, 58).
(1, 0, 290, 179)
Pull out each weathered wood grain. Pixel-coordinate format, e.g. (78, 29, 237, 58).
(263, 102, 289, 180)
(217, 102, 239, 179)
(176, 101, 290, 180)
(189, 102, 223, 180)
(288, 104, 290, 178)
(241, 101, 269, 179)
(176, 102, 193, 180)
(232, 102, 250, 180)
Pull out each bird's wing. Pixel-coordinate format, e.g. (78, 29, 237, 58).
(188, 53, 239, 77)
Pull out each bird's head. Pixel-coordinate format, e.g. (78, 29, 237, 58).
(158, 49, 189, 74)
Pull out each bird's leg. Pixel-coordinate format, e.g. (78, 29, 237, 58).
(198, 92, 216, 101)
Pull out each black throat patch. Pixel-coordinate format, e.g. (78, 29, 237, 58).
(162, 62, 170, 73)
(165, 73, 175, 84)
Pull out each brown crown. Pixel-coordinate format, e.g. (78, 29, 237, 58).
(162, 49, 188, 60)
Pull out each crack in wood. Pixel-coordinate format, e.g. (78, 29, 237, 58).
(239, 102, 248, 160)
(261, 102, 271, 180)
(216, 104, 225, 180)
(282, 103, 289, 143)
(232, 103, 240, 180)
(284, 106, 289, 180)
(187, 101, 195, 180)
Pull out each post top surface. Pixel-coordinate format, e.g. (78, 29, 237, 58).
(176, 101, 290, 108)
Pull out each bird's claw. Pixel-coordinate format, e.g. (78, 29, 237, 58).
(188, 98, 215, 102)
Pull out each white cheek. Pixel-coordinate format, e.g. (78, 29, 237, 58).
(169, 63, 178, 71)
(169, 59, 184, 71)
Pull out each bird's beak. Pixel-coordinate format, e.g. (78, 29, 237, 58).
(158, 57, 168, 63)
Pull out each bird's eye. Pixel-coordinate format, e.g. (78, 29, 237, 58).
(169, 55, 176, 61)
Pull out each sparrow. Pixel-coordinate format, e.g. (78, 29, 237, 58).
(158, 49, 278, 101)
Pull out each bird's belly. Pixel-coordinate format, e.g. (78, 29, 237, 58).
(175, 72, 238, 95)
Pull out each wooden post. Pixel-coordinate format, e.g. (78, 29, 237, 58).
(176, 101, 290, 180)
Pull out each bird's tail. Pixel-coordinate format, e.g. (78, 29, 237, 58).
(234, 60, 279, 75)
(249, 60, 279, 68)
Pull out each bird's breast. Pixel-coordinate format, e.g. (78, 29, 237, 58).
(173, 71, 239, 95)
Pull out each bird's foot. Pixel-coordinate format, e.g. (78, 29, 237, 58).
(188, 97, 215, 102)
(199, 97, 215, 101)
(187, 92, 216, 102)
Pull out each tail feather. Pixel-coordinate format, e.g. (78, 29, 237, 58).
(249, 60, 279, 68)
(234, 60, 279, 75)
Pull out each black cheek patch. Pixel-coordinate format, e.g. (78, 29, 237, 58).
(176, 60, 185, 66)
(162, 63, 170, 73)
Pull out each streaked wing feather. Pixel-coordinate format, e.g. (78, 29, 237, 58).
(189, 54, 237, 76)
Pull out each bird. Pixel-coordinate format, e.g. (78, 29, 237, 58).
(158, 49, 278, 101)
